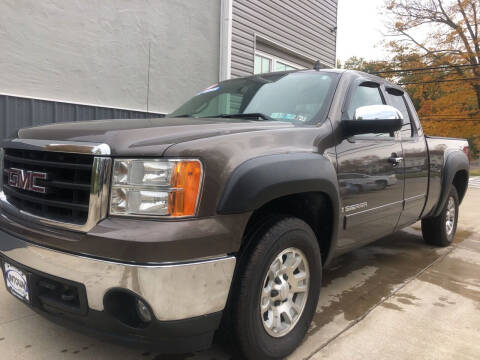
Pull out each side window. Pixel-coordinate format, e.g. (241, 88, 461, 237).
(404, 94, 423, 136)
(387, 90, 413, 138)
(346, 84, 390, 137)
(347, 85, 384, 120)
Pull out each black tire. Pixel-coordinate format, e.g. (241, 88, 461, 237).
(231, 217, 322, 360)
(422, 186, 459, 247)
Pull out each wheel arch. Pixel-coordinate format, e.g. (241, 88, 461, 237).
(431, 150, 469, 218)
(217, 153, 340, 265)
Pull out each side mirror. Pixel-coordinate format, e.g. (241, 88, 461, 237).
(341, 105, 403, 137)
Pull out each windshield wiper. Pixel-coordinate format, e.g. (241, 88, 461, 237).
(207, 113, 273, 121)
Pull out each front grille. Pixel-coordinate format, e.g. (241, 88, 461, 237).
(2, 149, 93, 225)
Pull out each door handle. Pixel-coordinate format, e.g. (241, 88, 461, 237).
(388, 156, 404, 167)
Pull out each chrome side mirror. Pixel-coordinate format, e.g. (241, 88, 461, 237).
(342, 105, 403, 137)
(354, 105, 403, 121)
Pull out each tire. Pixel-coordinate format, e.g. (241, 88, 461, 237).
(231, 217, 322, 360)
(422, 186, 459, 247)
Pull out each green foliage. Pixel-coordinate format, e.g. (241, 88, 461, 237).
(342, 57, 392, 75)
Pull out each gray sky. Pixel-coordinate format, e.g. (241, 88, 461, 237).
(336, 0, 389, 64)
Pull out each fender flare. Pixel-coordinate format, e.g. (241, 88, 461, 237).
(431, 150, 469, 217)
(216, 153, 341, 263)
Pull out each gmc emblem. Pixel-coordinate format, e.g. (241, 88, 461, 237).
(7, 168, 47, 194)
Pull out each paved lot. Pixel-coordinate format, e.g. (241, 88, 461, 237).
(0, 188, 479, 359)
(469, 176, 480, 189)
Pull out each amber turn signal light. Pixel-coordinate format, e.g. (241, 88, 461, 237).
(169, 161, 203, 217)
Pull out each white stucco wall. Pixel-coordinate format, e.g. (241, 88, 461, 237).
(0, 0, 221, 113)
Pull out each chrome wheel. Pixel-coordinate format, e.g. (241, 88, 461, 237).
(445, 196, 456, 236)
(260, 247, 310, 338)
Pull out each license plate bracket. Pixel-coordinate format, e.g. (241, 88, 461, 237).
(3, 262, 30, 303)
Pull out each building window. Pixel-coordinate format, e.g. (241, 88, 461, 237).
(254, 51, 304, 74)
(275, 61, 297, 72)
(254, 54, 272, 74)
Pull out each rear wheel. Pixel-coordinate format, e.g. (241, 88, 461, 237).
(422, 186, 459, 247)
(231, 217, 322, 360)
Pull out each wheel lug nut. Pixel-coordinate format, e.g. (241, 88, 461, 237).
(271, 290, 279, 297)
(274, 300, 281, 306)
(274, 278, 282, 285)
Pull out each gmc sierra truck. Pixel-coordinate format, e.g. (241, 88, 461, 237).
(0, 69, 470, 359)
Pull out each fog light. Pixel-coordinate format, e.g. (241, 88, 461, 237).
(136, 299, 152, 323)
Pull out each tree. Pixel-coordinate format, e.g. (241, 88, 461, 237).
(384, 0, 480, 109)
(340, 52, 480, 154)
(342, 56, 393, 74)
(468, 136, 479, 159)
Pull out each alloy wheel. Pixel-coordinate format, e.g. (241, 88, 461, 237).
(260, 247, 310, 338)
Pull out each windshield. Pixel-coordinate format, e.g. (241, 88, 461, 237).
(169, 71, 338, 124)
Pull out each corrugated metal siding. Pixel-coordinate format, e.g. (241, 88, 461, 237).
(231, 0, 338, 78)
(0, 94, 164, 140)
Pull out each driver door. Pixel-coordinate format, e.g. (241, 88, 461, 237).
(336, 81, 405, 250)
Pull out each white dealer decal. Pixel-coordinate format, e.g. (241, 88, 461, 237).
(4, 264, 29, 301)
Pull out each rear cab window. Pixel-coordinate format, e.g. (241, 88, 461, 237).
(386, 88, 414, 138)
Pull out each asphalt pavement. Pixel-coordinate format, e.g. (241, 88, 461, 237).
(0, 187, 479, 359)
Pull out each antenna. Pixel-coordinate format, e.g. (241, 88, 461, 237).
(313, 60, 322, 71)
(146, 41, 151, 113)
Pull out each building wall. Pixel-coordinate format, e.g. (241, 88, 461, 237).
(0, 94, 162, 141)
(231, 0, 338, 77)
(0, 0, 221, 116)
(0, 0, 338, 139)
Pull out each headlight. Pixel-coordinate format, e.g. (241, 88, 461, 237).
(110, 159, 203, 217)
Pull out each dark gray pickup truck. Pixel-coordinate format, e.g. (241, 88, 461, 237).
(0, 69, 470, 359)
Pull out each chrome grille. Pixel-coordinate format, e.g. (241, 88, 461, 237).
(2, 149, 93, 224)
(0, 140, 111, 232)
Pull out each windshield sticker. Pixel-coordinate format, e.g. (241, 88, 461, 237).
(271, 113, 285, 119)
(197, 84, 220, 96)
(271, 113, 306, 122)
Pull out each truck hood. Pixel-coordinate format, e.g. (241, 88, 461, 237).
(17, 117, 294, 156)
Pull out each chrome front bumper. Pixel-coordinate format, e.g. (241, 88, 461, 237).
(0, 229, 236, 321)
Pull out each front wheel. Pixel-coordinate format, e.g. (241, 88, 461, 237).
(231, 217, 322, 360)
(422, 186, 459, 247)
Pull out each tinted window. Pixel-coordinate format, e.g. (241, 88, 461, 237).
(346, 84, 390, 137)
(387, 91, 413, 137)
(347, 85, 384, 120)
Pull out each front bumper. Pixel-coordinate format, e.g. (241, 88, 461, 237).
(0, 229, 236, 350)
